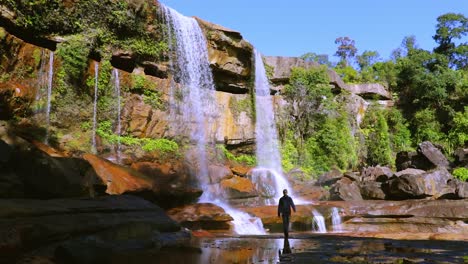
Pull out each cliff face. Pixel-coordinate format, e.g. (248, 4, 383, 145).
(0, 0, 390, 163)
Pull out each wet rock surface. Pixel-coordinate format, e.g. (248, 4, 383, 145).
(167, 203, 233, 230)
(0, 195, 182, 263)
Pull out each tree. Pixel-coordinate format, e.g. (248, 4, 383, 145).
(433, 13, 468, 69)
(334, 37, 357, 67)
(300, 52, 332, 67)
(362, 107, 393, 167)
(357, 50, 380, 70)
(282, 66, 332, 152)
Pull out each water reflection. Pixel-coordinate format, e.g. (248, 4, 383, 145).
(153, 235, 468, 264)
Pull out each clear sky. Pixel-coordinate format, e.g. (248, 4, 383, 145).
(160, 0, 467, 62)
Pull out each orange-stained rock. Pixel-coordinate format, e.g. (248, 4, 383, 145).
(83, 154, 153, 195)
(130, 161, 203, 208)
(220, 176, 258, 199)
(231, 166, 251, 177)
(30, 140, 67, 157)
(167, 203, 233, 230)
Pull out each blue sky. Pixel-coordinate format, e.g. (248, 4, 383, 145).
(160, 0, 467, 62)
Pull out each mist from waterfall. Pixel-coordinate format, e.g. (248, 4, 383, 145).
(252, 49, 293, 203)
(44, 52, 54, 144)
(91, 62, 99, 154)
(160, 4, 265, 235)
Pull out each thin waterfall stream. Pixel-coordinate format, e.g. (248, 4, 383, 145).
(91, 62, 98, 153)
(251, 50, 294, 204)
(113, 68, 121, 162)
(44, 51, 54, 144)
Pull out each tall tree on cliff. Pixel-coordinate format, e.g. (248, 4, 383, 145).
(433, 13, 468, 69)
(334, 37, 357, 67)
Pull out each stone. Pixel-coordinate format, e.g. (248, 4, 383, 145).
(208, 164, 232, 184)
(394, 168, 426, 177)
(84, 154, 153, 195)
(220, 176, 258, 199)
(361, 166, 393, 182)
(396, 150, 434, 171)
(385, 168, 454, 200)
(453, 148, 468, 166)
(317, 169, 343, 186)
(129, 161, 203, 208)
(448, 179, 468, 199)
(329, 177, 363, 201)
(343, 83, 392, 100)
(292, 181, 329, 201)
(417, 141, 450, 169)
(0, 195, 180, 263)
(231, 166, 251, 177)
(167, 203, 233, 230)
(359, 181, 386, 200)
(196, 17, 253, 94)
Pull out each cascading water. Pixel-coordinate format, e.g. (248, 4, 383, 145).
(252, 50, 293, 203)
(44, 52, 54, 144)
(160, 4, 265, 235)
(112, 68, 121, 162)
(312, 210, 327, 233)
(35, 50, 47, 105)
(331, 207, 342, 232)
(91, 62, 99, 154)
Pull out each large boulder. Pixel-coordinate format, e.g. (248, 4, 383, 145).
(196, 17, 253, 94)
(317, 169, 343, 186)
(167, 203, 233, 230)
(396, 142, 450, 171)
(0, 195, 181, 263)
(418, 141, 450, 169)
(359, 181, 386, 200)
(395, 151, 433, 171)
(384, 168, 454, 200)
(84, 154, 153, 195)
(343, 83, 391, 100)
(448, 179, 468, 199)
(129, 161, 203, 208)
(329, 177, 363, 201)
(453, 148, 468, 166)
(0, 135, 99, 199)
(394, 168, 426, 177)
(361, 166, 393, 182)
(220, 176, 258, 199)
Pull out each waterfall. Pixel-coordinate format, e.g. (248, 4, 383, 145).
(312, 210, 327, 233)
(91, 62, 99, 154)
(35, 50, 47, 105)
(113, 68, 121, 162)
(160, 4, 265, 235)
(161, 4, 214, 181)
(252, 50, 293, 203)
(331, 207, 342, 232)
(44, 51, 54, 144)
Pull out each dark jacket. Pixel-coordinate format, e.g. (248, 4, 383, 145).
(278, 195, 296, 216)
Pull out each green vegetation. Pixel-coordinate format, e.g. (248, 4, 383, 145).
(279, 66, 357, 177)
(230, 96, 254, 118)
(453, 167, 468, 182)
(97, 120, 179, 157)
(217, 145, 257, 166)
(361, 106, 394, 167)
(300, 12, 468, 159)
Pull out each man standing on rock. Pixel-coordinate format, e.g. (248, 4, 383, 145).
(278, 189, 296, 238)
